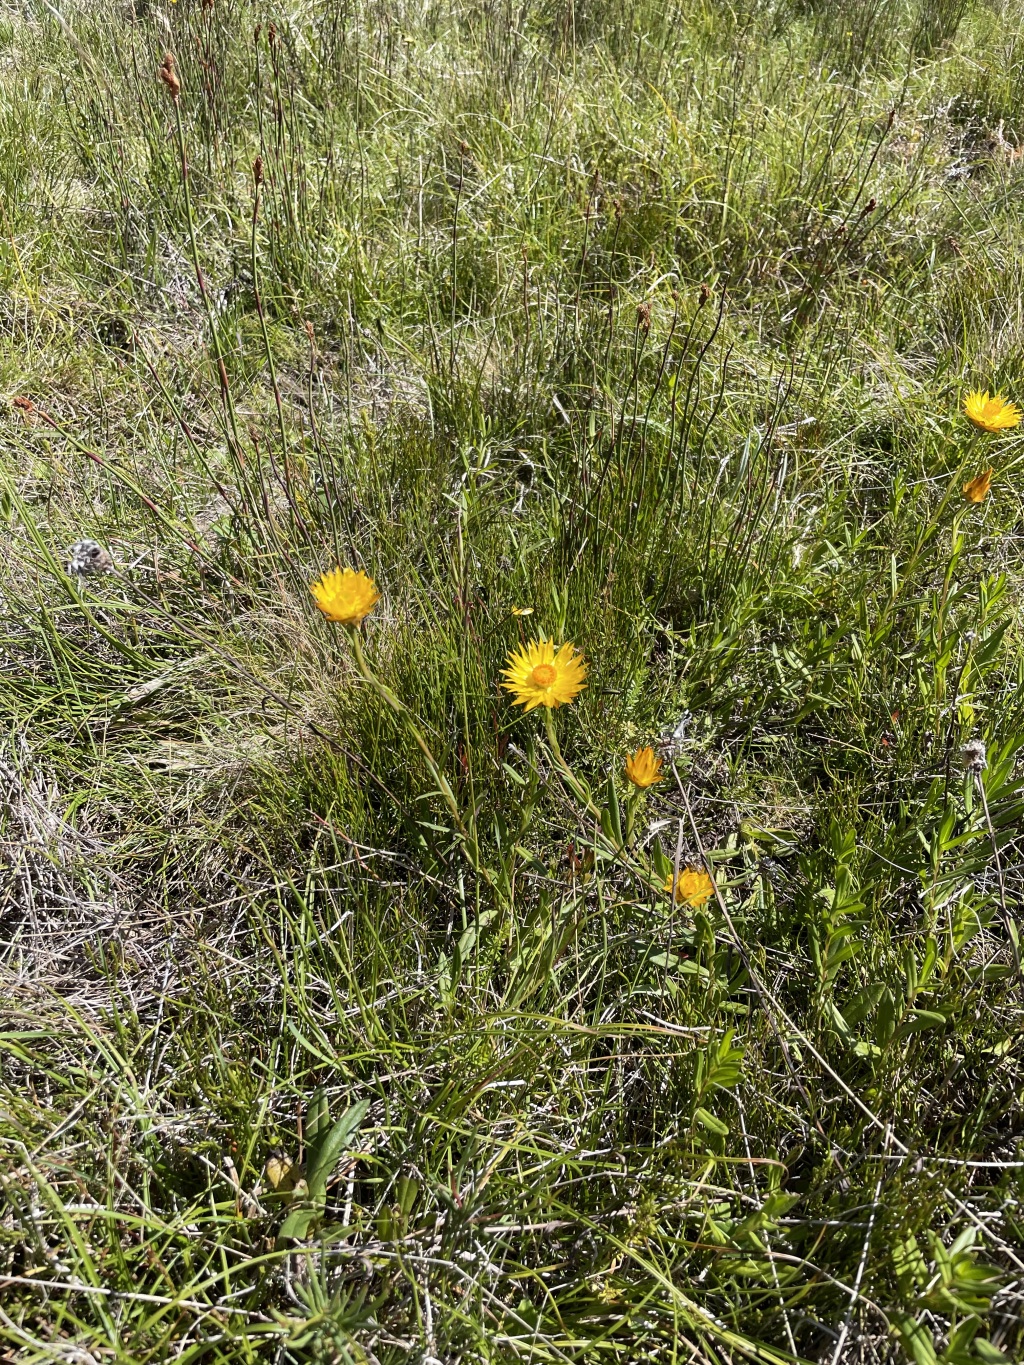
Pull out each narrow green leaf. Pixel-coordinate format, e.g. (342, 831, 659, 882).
(694, 1107, 729, 1136)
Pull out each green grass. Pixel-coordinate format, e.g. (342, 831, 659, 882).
(2, 0, 1024, 1360)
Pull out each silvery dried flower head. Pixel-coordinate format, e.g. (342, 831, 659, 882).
(67, 540, 113, 576)
(657, 712, 691, 761)
(962, 739, 987, 773)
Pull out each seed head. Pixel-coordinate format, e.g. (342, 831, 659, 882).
(12, 395, 38, 426)
(657, 713, 691, 761)
(962, 739, 987, 773)
(253, 155, 264, 187)
(158, 52, 180, 102)
(67, 540, 113, 577)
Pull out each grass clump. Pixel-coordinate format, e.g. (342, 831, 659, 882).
(1, 0, 1024, 1361)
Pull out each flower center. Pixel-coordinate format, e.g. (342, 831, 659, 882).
(531, 663, 557, 687)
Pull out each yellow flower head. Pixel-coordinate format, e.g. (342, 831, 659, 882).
(963, 390, 1022, 433)
(310, 567, 380, 625)
(625, 746, 663, 788)
(962, 468, 993, 504)
(501, 637, 587, 712)
(664, 867, 715, 908)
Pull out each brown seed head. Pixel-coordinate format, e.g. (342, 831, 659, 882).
(253, 155, 264, 187)
(13, 395, 38, 426)
(158, 52, 180, 101)
(637, 301, 651, 334)
(699, 283, 711, 306)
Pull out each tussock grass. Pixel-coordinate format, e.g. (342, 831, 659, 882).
(2, 0, 1024, 1361)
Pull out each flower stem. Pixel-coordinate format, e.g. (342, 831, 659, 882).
(542, 709, 599, 818)
(542, 710, 666, 899)
(348, 628, 489, 884)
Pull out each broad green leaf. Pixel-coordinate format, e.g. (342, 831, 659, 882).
(277, 1204, 321, 1244)
(307, 1099, 371, 1200)
(845, 982, 885, 1026)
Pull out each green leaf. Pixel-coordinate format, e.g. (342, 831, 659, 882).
(944, 1317, 980, 1360)
(604, 772, 623, 847)
(891, 1009, 947, 1045)
(919, 935, 938, 987)
(893, 1234, 928, 1291)
(694, 1106, 729, 1136)
(893, 1313, 939, 1365)
(306, 1099, 371, 1201)
(599, 807, 616, 845)
(874, 986, 897, 1045)
(305, 1088, 331, 1157)
(972, 1340, 1012, 1364)
(652, 842, 672, 881)
(845, 982, 885, 1026)
(277, 1204, 321, 1244)
(853, 1039, 882, 1058)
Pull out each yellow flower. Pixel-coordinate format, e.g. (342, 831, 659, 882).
(625, 747, 663, 788)
(963, 390, 1022, 433)
(962, 468, 993, 503)
(664, 867, 716, 908)
(310, 567, 380, 625)
(501, 637, 587, 711)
